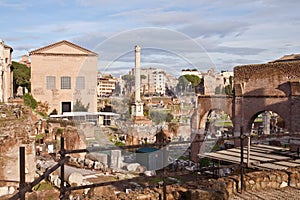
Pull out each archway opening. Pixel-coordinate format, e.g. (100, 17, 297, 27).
(249, 111, 287, 135)
(203, 109, 233, 139)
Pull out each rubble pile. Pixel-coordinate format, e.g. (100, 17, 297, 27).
(67, 156, 108, 172)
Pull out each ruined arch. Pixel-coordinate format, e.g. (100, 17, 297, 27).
(233, 61, 300, 142)
(199, 108, 233, 132)
(247, 110, 288, 135)
(194, 95, 233, 131)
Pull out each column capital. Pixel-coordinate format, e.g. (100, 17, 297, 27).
(135, 45, 141, 52)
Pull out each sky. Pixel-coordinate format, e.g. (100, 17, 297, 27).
(1, 0, 300, 77)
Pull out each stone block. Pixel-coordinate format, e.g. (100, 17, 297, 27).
(290, 179, 297, 187)
(280, 181, 288, 188)
(126, 163, 141, 172)
(261, 181, 267, 189)
(266, 174, 274, 181)
(110, 150, 122, 169)
(0, 187, 9, 197)
(276, 174, 282, 183)
(186, 189, 212, 200)
(68, 172, 84, 186)
(8, 186, 15, 195)
(225, 179, 236, 195)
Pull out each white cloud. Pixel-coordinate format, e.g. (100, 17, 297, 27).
(179, 20, 250, 38)
(0, 0, 29, 10)
(3, 0, 300, 73)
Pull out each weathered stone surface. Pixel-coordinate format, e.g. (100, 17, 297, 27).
(280, 181, 288, 188)
(186, 189, 212, 200)
(144, 170, 156, 176)
(68, 172, 84, 186)
(0, 104, 37, 184)
(110, 150, 122, 169)
(86, 152, 108, 165)
(0, 186, 9, 197)
(126, 163, 141, 172)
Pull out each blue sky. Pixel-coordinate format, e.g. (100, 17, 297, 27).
(1, 0, 300, 76)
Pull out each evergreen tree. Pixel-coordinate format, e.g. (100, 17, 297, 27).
(12, 61, 31, 94)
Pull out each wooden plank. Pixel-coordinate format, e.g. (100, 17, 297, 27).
(201, 145, 300, 171)
(253, 144, 288, 151)
(201, 152, 258, 164)
(273, 161, 300, 168)
(214, 150, 274, 163)
(227, 148, 288, 160)
(253, 163, 288, 170)
(200, 153, 243, 164)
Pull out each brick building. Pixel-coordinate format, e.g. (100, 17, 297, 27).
(30, 40, 98, 114)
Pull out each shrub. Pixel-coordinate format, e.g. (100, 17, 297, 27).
(49, 109, 58, 115)
(23, 93, 37, 109)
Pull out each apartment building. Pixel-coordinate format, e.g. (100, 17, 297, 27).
(97, 75, 117, 97)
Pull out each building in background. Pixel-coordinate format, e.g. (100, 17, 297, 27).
(0, 40, 13, 103)
(181, 68, 233, 95)
(97, 74, 117, 97)
(124, 67, 177, 96)
(202, 68, 223, 95)
(181, 69, 201, 77)
(30, 40, 98, 114)
(19, 55, 31, 68)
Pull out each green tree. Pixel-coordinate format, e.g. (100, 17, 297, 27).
(225, 84, 233, 95)
(183, 74, 201, 87)
(12, 61, 31, 93)
(122, 74, 134, 81)
(176, 75, 189, 94)
(122, 74, 135, 93)
(113, 82, 121, 95)
(23, 93, 37, 109)
(215, 85, 222, 94)
(150, 110, 173, 124)
(177, 74, 201, 93)
(225, 76, 233, 95)
(73, 99, 89, 112)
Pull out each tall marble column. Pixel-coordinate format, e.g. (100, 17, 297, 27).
(135, 45, 141, 102)
(132, 45, 144, 118)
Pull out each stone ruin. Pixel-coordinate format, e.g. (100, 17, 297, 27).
(0, 103, 37, 197)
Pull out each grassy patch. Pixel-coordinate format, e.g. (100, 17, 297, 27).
(32, 181, 54, 191)
(35, 134, 44, 139)
(149, 177, 162, 184)
(114, 141, 125, 146)
(179, 155, 189, 161)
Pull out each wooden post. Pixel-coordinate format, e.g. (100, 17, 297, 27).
(60, 137, 66, 200)
(162, 141, 167, 200)
(247, 135, 251, 167)
(240, 127, 244, 194)
(19, 146, 25, 200)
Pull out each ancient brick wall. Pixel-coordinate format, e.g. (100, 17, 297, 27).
(233, 61, 300, 137)
(196, 95, 233, 129)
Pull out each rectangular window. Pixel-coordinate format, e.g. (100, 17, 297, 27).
(76, 76, 85, 90)
(61, 76, 71, 89)
(46, 76, 56, 90)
